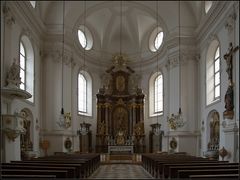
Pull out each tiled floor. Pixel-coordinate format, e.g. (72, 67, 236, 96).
(89, 164, 154, 179)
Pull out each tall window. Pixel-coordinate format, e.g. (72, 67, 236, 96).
(154, 74, 163, 113)
(206, 40, 220, 105)
(78, 73, 87, 113)
(19, 36, 34, 102)
(149, 71, 164, 116)
(20, 42, 26, 90)
(77, 71, 92, 116)
(214, 47, 220, 99)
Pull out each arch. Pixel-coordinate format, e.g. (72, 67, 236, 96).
(78, 70, 92, 116)
(206, 39, 221, 105)
(19, 35, 35, 102)
(149, 71, 164, 116)
(20, 108, 34, 159)
(206, 110, 220, 151)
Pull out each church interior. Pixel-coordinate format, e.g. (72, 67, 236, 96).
(1, 1, 239, 179)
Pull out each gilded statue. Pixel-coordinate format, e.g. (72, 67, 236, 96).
(116, 129, 125, 145)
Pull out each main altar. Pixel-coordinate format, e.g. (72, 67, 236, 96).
(96, 54, 146, 153)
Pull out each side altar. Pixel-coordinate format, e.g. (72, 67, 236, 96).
(96, 54, 146, 153)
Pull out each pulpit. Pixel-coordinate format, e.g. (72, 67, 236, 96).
(96, 55, 146, 153)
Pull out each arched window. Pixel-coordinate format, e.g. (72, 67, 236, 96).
(78, 30, 87, 49)
(30, 1, 36, 8)
(78, 71, 92, 116)
(78, 73, 87, 113)
(213, 47, 220, 99)
(149, 71, 164, 116)
(206, 40, 220, 105)
(77, 25, 93, 50)
(20, 42, 26, 90)
(19, 35, 34, 102)
(205, 1, 212, 14)
(149, 27, 164, 52)
(154, 74, 163, 113)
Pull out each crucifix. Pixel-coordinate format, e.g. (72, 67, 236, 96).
(223, 42, 239, 119)
(224, 42, 239, 85)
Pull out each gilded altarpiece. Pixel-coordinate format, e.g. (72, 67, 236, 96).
(96, 55, 146, 153)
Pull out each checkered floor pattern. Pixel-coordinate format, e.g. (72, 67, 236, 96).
(89, 164, 154, 179)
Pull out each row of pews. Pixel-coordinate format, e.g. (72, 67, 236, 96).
(142, 153, 239, 179)
(1, 153, 100, 179)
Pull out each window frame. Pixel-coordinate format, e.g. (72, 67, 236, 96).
(213, 47, 220, 100)
(154, 74, 163, 114)
(78, 73, 87, 114)
(20, 41, 26, 91)
(154, 31, 164, 51)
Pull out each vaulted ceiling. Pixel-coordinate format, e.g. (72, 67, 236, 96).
(34, 1, 204, 66)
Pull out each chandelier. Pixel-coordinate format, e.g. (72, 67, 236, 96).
(57, 1, 71, 129)
(167, 1, 185, 130)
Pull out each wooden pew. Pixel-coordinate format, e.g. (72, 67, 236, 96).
(10, 162, 83, 178)
(189, 174, 239, 179)
(177, 169, 239, 178)
(1, 169, 68, 178)
(2, 164, 76, 178)
(164, 162, 236, 178)
(169, 164, 239, 178)
(1, 174, 56, 179)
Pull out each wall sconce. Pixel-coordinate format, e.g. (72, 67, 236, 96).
(2, 113, 26, 141)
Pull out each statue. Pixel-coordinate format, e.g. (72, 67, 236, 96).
(116, 129, 125, 145)
(6, 59, 21, 87)
(224, 43, 239, 84)
(223, 43, 239, 119)
(224, 85, 234, 118)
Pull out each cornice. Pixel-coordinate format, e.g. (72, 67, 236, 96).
(197, 1, 237, 49)
(8, 1, 46, 47)
(195, 1, 227, 42)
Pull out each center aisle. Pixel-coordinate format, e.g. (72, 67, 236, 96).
(89, 164, 154, 179)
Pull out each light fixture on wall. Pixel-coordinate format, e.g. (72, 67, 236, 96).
(167, 1, 185, 130)
(57, 1, 71, 129)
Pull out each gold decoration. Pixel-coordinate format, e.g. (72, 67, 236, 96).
(116, 130, 125, 145)
(116, 75, 125, 91)
(170, 137, 177, 150)
(40, 140, 50, 156)
(219, 146, 228, 160)
(4, 128, 22, 141)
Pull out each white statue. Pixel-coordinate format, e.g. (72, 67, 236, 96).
(6, 59, 21, 88)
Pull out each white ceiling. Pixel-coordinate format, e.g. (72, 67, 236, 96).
(36, 1, 204, 65)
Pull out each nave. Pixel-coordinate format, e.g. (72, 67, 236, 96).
(1, 152, 239, 179)
(89, 164, 153, 179)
